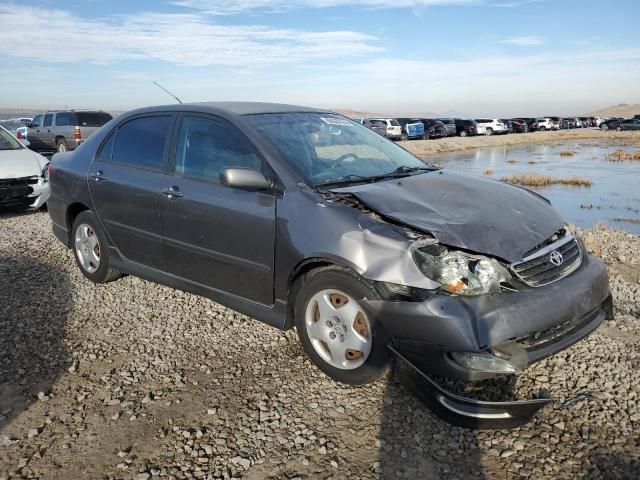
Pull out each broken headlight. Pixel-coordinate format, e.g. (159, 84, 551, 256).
(411, 239, 511, 295)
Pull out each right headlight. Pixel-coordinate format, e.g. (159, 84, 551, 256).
(411, 238, 511, 295)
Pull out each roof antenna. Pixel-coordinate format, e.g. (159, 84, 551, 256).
(153, 81, 183, 104)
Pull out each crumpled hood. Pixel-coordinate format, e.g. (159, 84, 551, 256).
(0, 148, 47, 179)
(331, 169, 565, 262)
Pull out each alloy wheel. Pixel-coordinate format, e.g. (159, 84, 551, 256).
(74, 223, 101, 273)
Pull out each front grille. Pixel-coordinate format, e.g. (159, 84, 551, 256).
(0, 176, 38, 205)
(510, 235, 582, 287)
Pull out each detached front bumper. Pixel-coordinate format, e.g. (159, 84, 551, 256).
(369, 253, 610, 428)
(0, 177, 50, 209)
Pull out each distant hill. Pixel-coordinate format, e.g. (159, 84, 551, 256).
(587, 103, 640, 118)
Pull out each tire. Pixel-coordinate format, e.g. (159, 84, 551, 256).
(72, 211, 122, 283)
(401, 131, 408, 141)
(486, 128, 493, 136)
(460, 130, 467, 137)
(601, 124, 608, 131)
(422, 132, 430, 140)
(539, 126, 546, 131)
(615, 126, 623, 132)
(56, 138, 69, 153)
(293, 266, 391, 385)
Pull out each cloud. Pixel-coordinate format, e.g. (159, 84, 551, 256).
(172, 0, 481, 15)
(497, 35, 545, 46)
(0, 5, 380, 67)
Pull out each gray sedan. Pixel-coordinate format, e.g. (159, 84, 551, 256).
(47, 102, 611, 428)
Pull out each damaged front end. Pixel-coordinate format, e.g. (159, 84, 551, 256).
(316, 179, 612, 429)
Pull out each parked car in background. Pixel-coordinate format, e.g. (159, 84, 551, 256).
(545, 117, 562, 130)
(47, 101, 613, 428)
(0, 124, 50, 209)
(371, 118, 402, 140)
(436, 118, 457, 137)
(594, 117, 603, 127)
(508, 118, 528, 133)
(475, 118, 507, 135)
(600, 118, 623, 130)
(396, 118, 426, 140)
(454, 119, 478, 137)
(353, 118, 388, 137)
(419, 119, 448, 139)
(27, 110, 113, 153)
(534, 118, 552, 131)
(608, 118, 640, 131)
(16, 126, 28, 141)
(579, 117, 591, 128)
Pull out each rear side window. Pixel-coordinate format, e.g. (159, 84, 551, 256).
(174, 116, 261, 183)
(55, 112, 77, 126)
(390, 119, 400, 126)
(95, 131, 115, 162)
(76, 112, 113, 127)
(43, 114, 53, 127)
(112, 116, 172, 170)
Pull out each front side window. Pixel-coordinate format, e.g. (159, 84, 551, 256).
(43, 114, 53, 127)
(55, 112, 76, 127)
(30, 115, 43, 128)
(245, 113, 431, 186)
(112, 115, 172, 170)
(175, 116, 261, 182)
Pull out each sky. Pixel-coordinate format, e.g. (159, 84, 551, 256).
(0, 0, 639, 116)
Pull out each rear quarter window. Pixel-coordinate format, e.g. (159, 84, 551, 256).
(55, 112, 77, 127)
(76, 112, 113, 127)
(111, 116, 172, 170)
(390, 120, 400, 126)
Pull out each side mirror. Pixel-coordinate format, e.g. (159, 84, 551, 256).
(26, 123, 33, 128)
(220, 167, 272, 191)
(21, 139, 30, 147)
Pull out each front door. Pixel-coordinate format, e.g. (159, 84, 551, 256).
(27, 114, 46, 150)
(88, 114, 175, 270)
(160, 114, 276, 305)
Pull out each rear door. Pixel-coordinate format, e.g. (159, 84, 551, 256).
(159, 114, 276, 305)
(88, 113, 175, 270)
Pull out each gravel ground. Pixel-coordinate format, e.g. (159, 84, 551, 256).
(400, 129, 640, 157)
(0, 211, 638, 480)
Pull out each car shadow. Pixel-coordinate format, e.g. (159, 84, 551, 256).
(0, 253, 72, 435)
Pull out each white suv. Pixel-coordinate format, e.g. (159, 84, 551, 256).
(536, 118, 554, 131)
(372, 118, 402, 140)
(475, 118, 507, 135)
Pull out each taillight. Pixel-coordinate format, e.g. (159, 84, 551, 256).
(74, 127, 81, 140)
(17, 132, 24, 139)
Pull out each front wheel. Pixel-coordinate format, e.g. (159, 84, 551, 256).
(616, 126, 623, 132)
(294, 266, 391, 385)
(72, 211, 122, 283)
(460, 130, 467, 137)
(486, 128, 493, 136)
(539, 126, 546, 131)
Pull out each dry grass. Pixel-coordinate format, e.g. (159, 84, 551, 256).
(507, 159, 518, 164)
(604, 150, 640, 162)
(483, 168, 494, 176)
(559, 150, 576, 156)
(500, 174, 592, 187)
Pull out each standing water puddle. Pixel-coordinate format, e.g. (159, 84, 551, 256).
(426, 139, 640, 234)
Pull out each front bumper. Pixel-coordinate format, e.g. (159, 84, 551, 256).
(0, 178, 49, 209)
(366, 253, 610, 380)
(374, 254, 610, 428)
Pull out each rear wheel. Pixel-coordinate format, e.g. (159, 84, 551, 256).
(401, 131, 408, 141)
(539, 126, 546, 131)
(460, 130, 467, 137)
(294, 266, 391, 385)
(72, 211, 122, 283)
(486, 128, 493, 136)
(615, 126, 623, 132)
(56, 138, 68, 153)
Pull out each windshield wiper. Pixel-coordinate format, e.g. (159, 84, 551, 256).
(380, 165, 433, 177)
(314, 174, 372, 188)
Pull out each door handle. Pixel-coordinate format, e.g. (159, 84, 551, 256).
(90, 171, 106, 182)
(162, 186, 183, 199)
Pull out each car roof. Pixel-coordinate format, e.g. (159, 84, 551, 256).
(123, 101, 331, 117)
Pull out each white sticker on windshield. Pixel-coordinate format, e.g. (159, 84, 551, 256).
(320, 117, 353, 126)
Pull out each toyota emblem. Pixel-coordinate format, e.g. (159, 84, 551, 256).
(549, 250, 564, 266)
